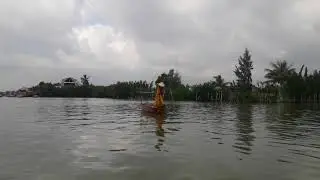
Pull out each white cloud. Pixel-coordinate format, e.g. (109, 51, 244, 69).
(69, 24, 140, 69)
(165, 0, 208, 14)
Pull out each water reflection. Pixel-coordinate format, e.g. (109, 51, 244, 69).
(264, 103, 320, 164)
(265, 104, 304, 140)
(62, 99, 76, 117)
(233, 104, 255, 156)
(155, 114, 165, 137)
(154, 113, 165, 151)
(141, 111, 166, 151)
(80, 99, 91, 116)
(165, 103, 182, 119)
(61, 99, 93, 127)
(204, 104, 231, 145)
(3, 99, 320, 180)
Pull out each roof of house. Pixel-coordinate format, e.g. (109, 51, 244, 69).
(62, 77, 78, 82)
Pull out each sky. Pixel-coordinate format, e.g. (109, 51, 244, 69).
(1, 0, 320, 90)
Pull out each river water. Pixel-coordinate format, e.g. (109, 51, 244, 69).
(0, 98, 320, 180)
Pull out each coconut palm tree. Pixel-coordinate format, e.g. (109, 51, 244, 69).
(213, 75, 229, 102)
(264, 60, 296, 85)
(264, 60, 295, 101)
(214, 75, 224, 87)
(81, 74, 90, 87)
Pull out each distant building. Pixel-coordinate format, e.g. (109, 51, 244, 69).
(16, 87, 33, 97)
(61, 77, 80, 87)
(5, 91, 16, 97)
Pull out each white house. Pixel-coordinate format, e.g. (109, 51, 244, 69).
(61, 77, 80, 87)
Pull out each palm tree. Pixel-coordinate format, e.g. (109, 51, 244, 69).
(81, 74, 90, 87)
(213, 75, 229, 102)
(264, 60, 296, 85)
(214, 75, 224, 87)
(264, 60, 295, 101)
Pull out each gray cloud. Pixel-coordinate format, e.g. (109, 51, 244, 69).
(0, 0, 320, 90)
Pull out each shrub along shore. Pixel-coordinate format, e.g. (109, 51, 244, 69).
(24, 49, 320, 103)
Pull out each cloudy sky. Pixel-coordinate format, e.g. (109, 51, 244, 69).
(1, 0, 320, 90)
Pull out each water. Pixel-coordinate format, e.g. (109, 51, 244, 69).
(0, 98, 320, 180)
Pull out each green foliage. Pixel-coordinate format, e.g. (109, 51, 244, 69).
(172, 86, 192, 101)
(155, 69, 183, 100)
(35, 80, 151, 99)
(81, 74, 90, 87)
(264, 60, 295, 85)
(24, 48, 320, 103)
(283, 66, 320, 102)
(155, 69, 182, 89)
(233, 48, 254, 102)
(234, 48, 253, 91)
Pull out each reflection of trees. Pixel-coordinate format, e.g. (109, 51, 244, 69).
(203, 104, 227, 144)
(62, 98, 92, 122)
(62, 99, 76, 118)
(233, 105, 255, 155)
(277, 103, 300, 119)
(80, 98, 91, 116)
(265, 103, 307, 140)
(165, 103, 181, 117)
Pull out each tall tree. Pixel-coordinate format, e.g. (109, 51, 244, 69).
(166, 69, 182, 89)
(155, 69, 182, 89)
(234, 48, 253, 91)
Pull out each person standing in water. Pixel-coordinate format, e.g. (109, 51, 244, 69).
(153, 82, 165, 109)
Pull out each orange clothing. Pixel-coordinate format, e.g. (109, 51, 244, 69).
(153, 86, 164, 108)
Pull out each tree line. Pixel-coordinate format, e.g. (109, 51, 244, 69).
(30, 48, 320, 103)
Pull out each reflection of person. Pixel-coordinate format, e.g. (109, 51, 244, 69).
(153, 82, 165, 109)
(155, 113, 165, 136)
(141, 110, 165, 151)
(154, 113, 165, 151)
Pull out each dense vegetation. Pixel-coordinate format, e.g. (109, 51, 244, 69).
(28, 49, 320, 103)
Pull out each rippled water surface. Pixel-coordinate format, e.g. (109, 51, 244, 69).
(1, 98, 320, 180)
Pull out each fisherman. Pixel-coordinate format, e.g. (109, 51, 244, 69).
(153, 82, 165, 110)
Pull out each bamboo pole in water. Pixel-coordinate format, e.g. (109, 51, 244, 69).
(195, 92, 197, 101)
(169, 88, 174, 102)
(216, 91, 219, 102)
(140, 94, 142, 104)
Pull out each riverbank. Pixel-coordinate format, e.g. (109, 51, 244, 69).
(3, 56, 320, 104)
(3, 95, 320, 105)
